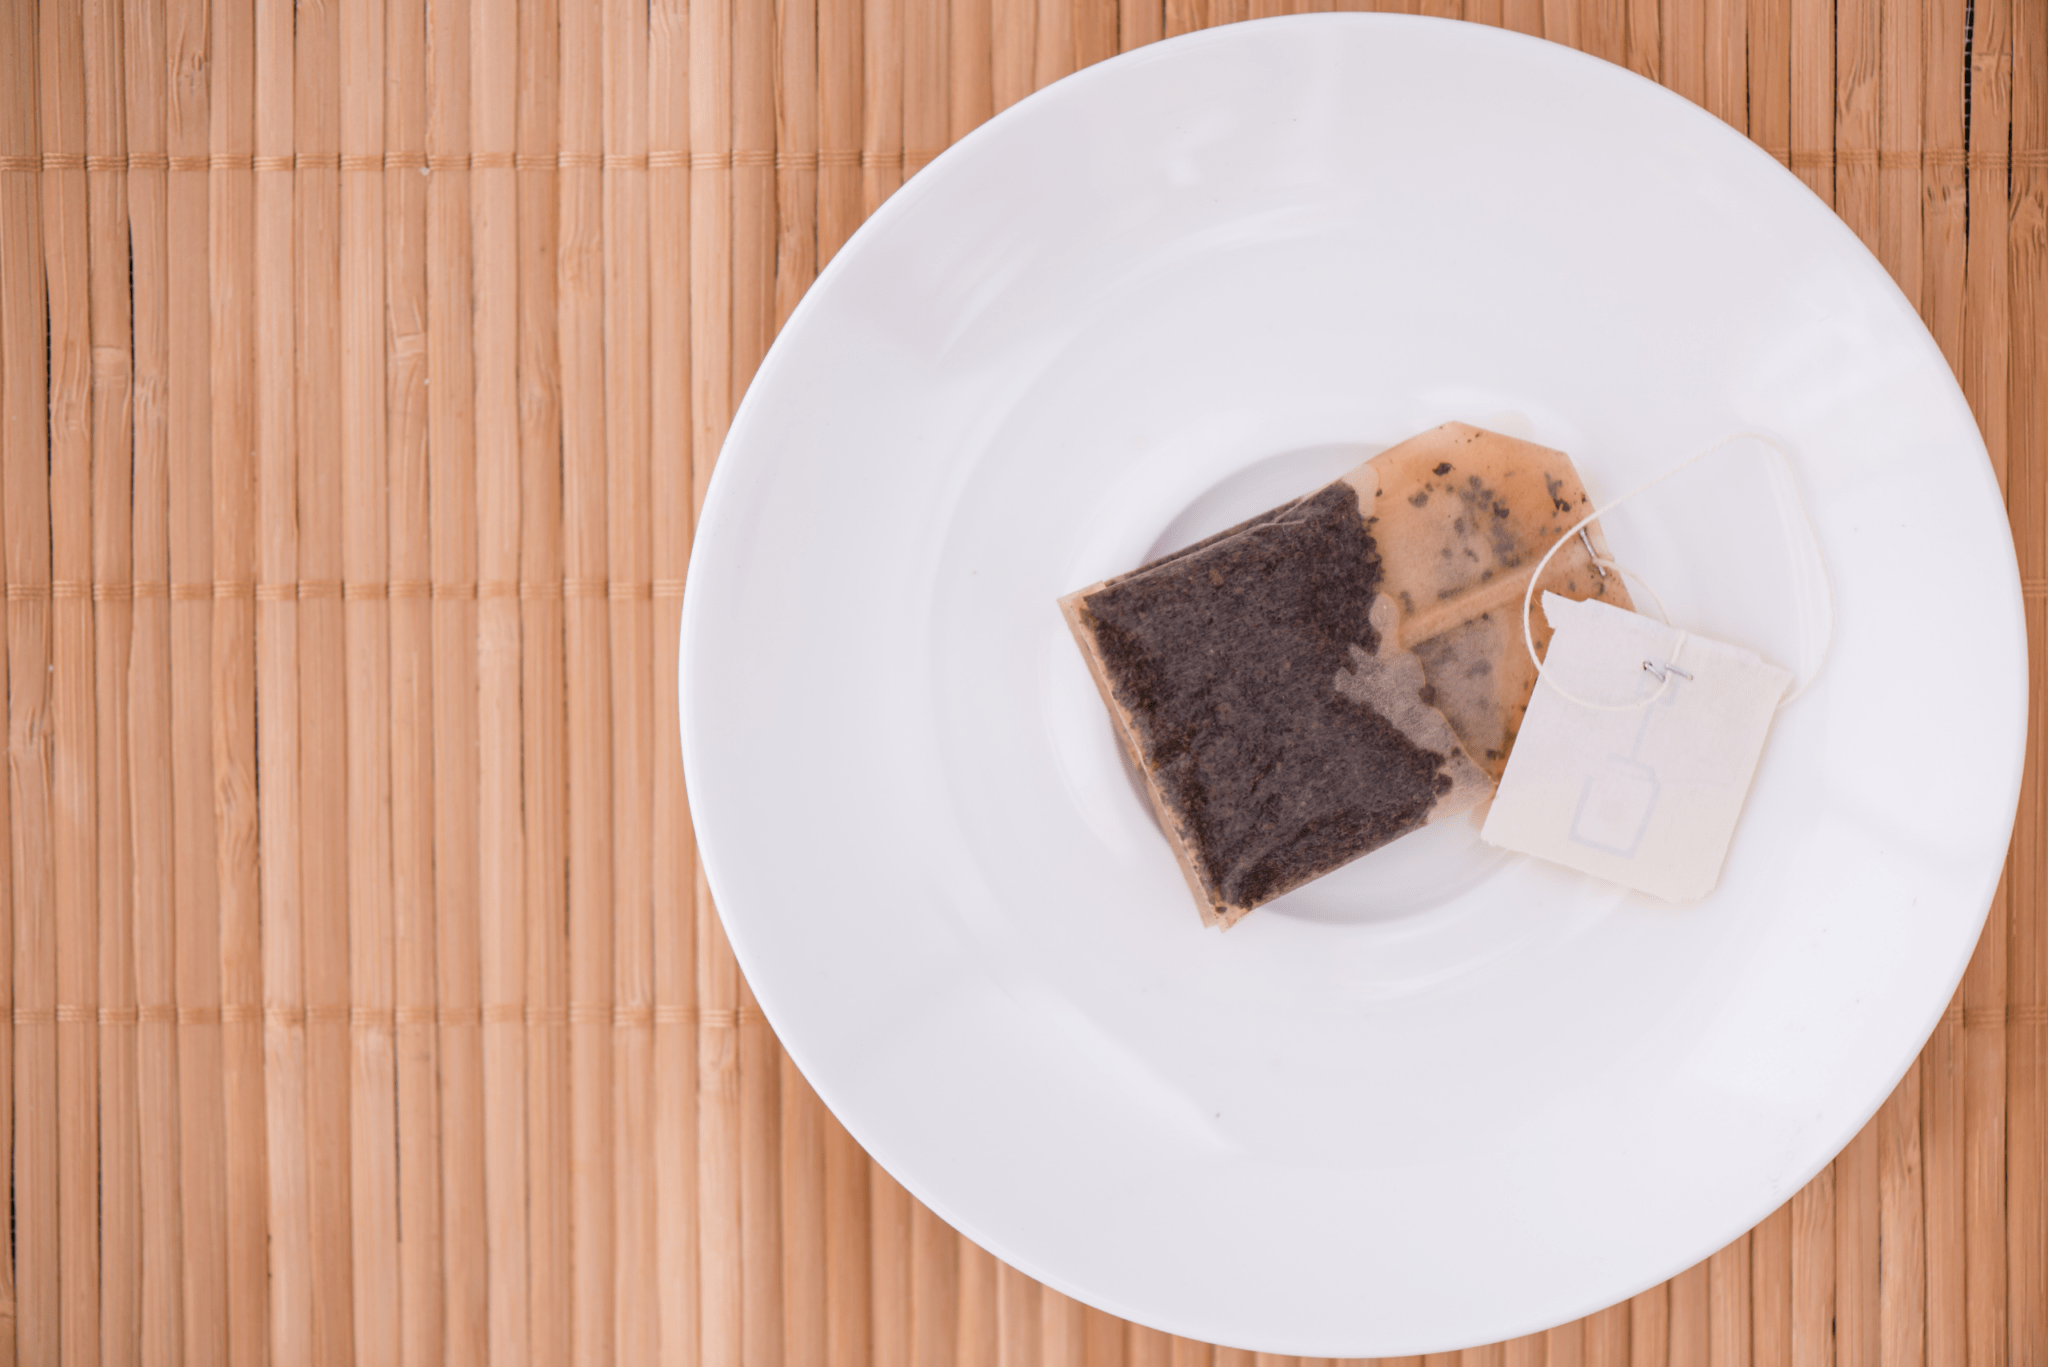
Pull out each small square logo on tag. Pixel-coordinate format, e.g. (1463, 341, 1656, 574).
(1480, 592, 1793, 901)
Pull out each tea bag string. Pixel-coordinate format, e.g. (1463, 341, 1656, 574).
(1519, 431, 1835, 713)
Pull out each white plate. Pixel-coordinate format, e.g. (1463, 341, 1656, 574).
(680, 15, 2025, 1356)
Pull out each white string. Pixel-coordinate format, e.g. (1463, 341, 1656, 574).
(1518, 431, 1835, 712)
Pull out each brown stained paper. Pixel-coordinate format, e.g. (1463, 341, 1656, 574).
(1061, 422, 1633, 928)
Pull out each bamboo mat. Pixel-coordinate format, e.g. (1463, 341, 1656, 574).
(0, 0, 2036, 1357)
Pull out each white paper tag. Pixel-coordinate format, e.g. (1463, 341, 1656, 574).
(1480, 593, 1793, 901)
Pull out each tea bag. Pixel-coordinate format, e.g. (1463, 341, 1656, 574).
(1061, 422, 1633, 928)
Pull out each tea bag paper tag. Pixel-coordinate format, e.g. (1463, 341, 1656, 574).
(1480, 593, 1793, 901)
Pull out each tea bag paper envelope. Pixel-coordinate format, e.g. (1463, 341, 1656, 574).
(1060, 422, 1634, 928)
(1480, 592, 1793, 901)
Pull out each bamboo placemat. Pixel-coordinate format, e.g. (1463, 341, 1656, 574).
(0, 0, 2037, 1358)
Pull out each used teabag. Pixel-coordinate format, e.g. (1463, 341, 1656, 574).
(1061, 421, 1635, 928)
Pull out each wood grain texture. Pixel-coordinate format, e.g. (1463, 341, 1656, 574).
(342, 0, 401, 1354)
(255, 0, 307, 1356)
(166, 0, 229, 1352)
(650, 0, 699, 1355)
(295, 0, 354, 1355)
(1, 0, 2041, 1361)
(1791, 1168, 1834, 1367)
(122, 0, 180, 1357)
(2012, 0, 2048, 1356)
(387, 0, 442, 1360)
(518, 0, 571, 1354)
(1751, 1205, 1790, 1367)
(429, 0, 487, 1354)
(41, 0, 104, 1356)
(6, 3, 55, 1362)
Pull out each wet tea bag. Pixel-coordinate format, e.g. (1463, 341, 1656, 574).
(1061, 421, 1635, 928)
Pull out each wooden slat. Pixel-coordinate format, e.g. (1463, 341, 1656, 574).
(215, 1, 294, 1356)
(84, 0, 138, 1356)
(1581, 0, 1624, 65)
(914, 1203, 961, 1367)
(1075, 0, 1116, 70)
(294, 0, 355, 1354)
(1632, 1283, 1669, 1367)
(1836, 1124, 1880, 1367)
(1587, 1304, 1629, 1367)
(958, 1243, 998, 1367)
(874, 1165, 914, 1365)
(471, 0, 528, 1342)
(1835, 0, 1879, 246)
(1963, 0, 2015, 1363)
(1127, 1323, 1170, 1367)
(1033, 0, 1074, 91)
(209, 0, 269, 1331)
(700, 890, 745, 1367)
(1791, 1167, 1834, 1366)
(1750, 0, 1790, 163)
(1621, 0, 1655, 81)
(1662, 0, 1704, 100)
(780, 0, 822, 331)
(1790, 0, 1831, 204)
(602, 0, 657, 1352)
(255, 0, 309, 1355)
(122, 0, 181, 1357)
(1919, 0, 1965, 362)
(1670, 1260, 1707, 1367)
(1881, 1065, 1928, 1367)
(518, 0, 571, 1351)
(1708, 1238, 1750, 1367)
(388, 0, 444, 1356)
(1044, 1288, 1085, 1367)
(1752, 1204, 1791, 1367)
(954, 0, 997, 142)
(1542, 0, 1578, 54)
(819, 0, 863, 261)
(828, 1117, 876, 1367)
(785, 1060, 831, 1366)
(649, 0, 699, 1358)
(2008, 0, 2048, 1362)
(0, 99, 17, 1363)
(41, 0, 103, 1356)
(1879, 0, 1922, 303)
(1923, 1010, 1965, 1367)
(561, 0, 618, 1352)
(1550, 1316, 1585, 1367)
(1705, 0, 1744, 125)
(741, 980, 784, 1365)
(343, 0, 401, 1350)
(167, 0, 231, 1350)
(3, 3, 54, 1363)
(428, 0, 487, 1352)
(865, 0, 905, 212)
